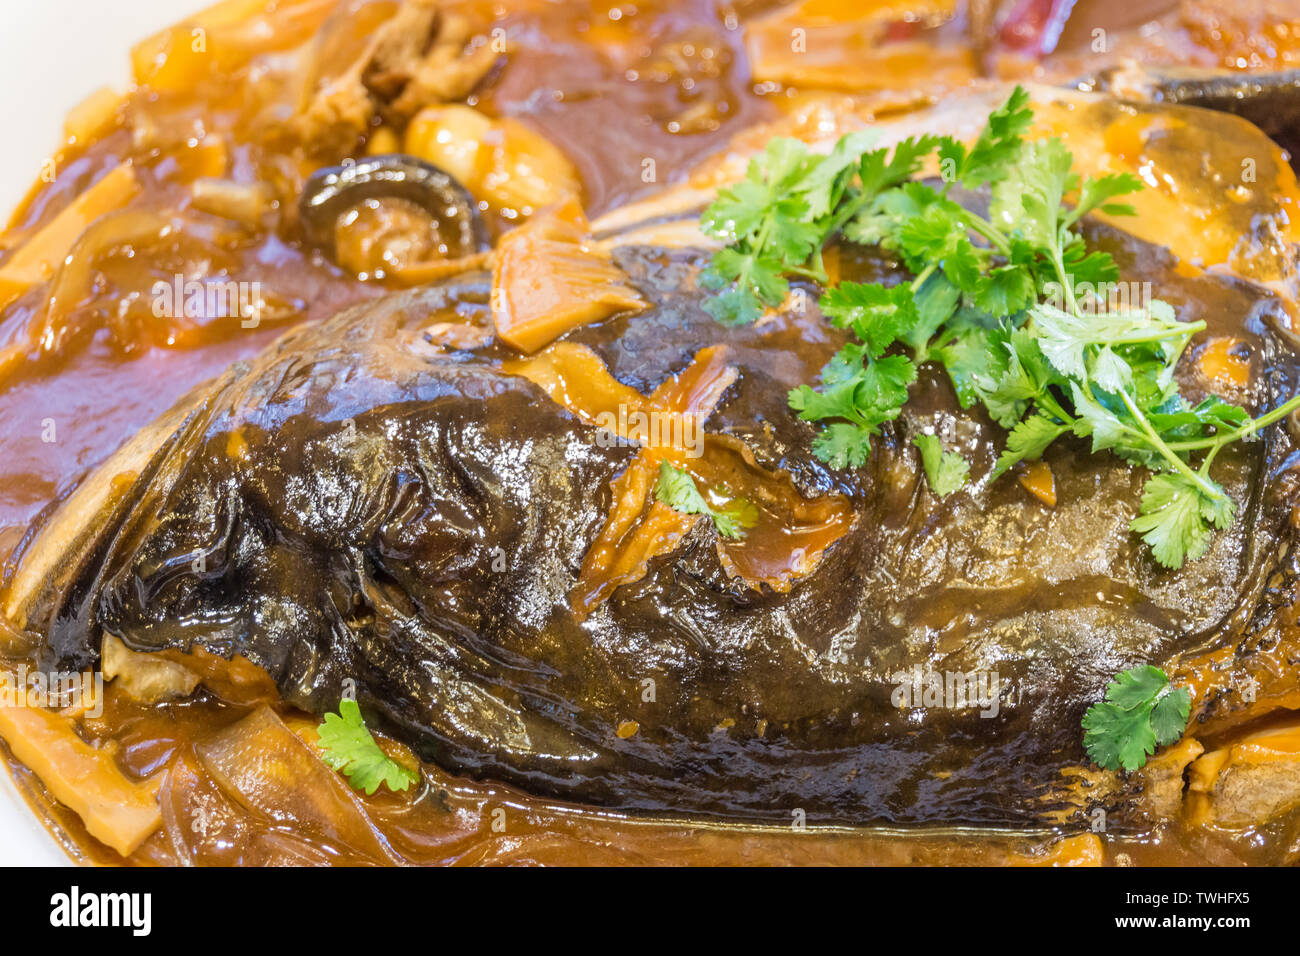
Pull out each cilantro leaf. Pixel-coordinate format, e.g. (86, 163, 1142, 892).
(857, 135, 941, 197)
(700, 130, 945, 325)
(790, 284, 918, 470)
(1104, 664, 1172, 710)
(1150, 688, 1194, 745)
(847, 180, 936, 248)
(795, 129, 880, 219)
(1059, 236, 1121, 290)
(993, 413, 1068, 478)
(1188, 395, 1250, 431)
(989, 136, 1075, 250)
(937, 86, 1033, 189)
(933, 308, 1001, 408)
(906, 271, 961, 356)
(316, 699, 420, 796)
(789, 350, 917, 464)
(894, 195, 971, 274)
(1031, 300, 1189, 384)
(1068, 383, 1164, 468)
(913, 433, 970, 497)
(941, 238, 984, 292)
(653, 459, 712, 515)
(1130, 471, 1234, 569)
(712, 498, 760, 538)
(700, 247, 789, 326)
(810, 422, 878, 469)
(793, 342, 909, 419)
(700, 179, 770, 243)
(1082, 699, 1158, 773)
(1082, 665, 1190, 771)
(972, 263, 1036, 317)
(973, 327, 1060, 429)
(654, 461, 756, 539)
(1066, 171, 1144, 228)
(819, 281, 918, 355)
(698, 139, 822, 323)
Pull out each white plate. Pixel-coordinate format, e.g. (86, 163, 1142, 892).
(0, 0, 209, 867)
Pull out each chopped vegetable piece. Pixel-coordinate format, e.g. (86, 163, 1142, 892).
(491, 198, 647, 353)
(0, 163, 140, 310)
(1197, 337, 1251, 390)
(0, 668, 161, 856)
(1017, 460, 1057, 506)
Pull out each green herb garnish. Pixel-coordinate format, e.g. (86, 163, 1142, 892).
(787, 282, 920, 467)
(654, 461, 757, 539)
(913, 434, 970, 498)
(1082, 665, 1191, 771)
(316, 698, 420, 795)
(699, 85, 1300, 569)
(699, 130, 936, 325)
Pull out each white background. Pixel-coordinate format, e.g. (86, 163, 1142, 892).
(0, 0, 209, 866)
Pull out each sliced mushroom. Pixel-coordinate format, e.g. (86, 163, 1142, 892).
(299, 153, 488, 278)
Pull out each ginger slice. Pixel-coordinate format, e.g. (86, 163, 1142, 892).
(0, 163, 139, 312)
(692, 434, 853, 591)
(0, 669, 161, 857)
(503, 342, 657, 427)
(491, 198, 647, 353)
(648, 344, 738, 419)
(508, 342, 735, 616)
(571, 458, 698, 616)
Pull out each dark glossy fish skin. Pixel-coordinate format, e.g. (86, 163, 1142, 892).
(37, 278, 639, 784)
(24, 220, 1300, 829)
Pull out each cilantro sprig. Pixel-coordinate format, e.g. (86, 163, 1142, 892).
(654, 461, 758, 539)
(699, 131, 936, 325)
(1082, 665, 1190, 771)
(699, 85, 1300, 569)
(787, 281, 921, 467)
(316, 698, 420, 796)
